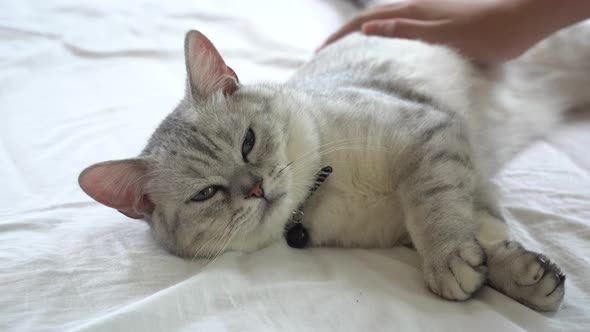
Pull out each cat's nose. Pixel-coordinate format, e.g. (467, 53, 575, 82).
(247, 180, 265, 199)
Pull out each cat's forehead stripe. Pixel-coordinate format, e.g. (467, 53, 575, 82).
(198, 132, 223, 152)
(187, 133, 221, 161)
(216, 129, 234, 146)
(185, 164, 207, 178)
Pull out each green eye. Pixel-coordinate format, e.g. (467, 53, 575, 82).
(241, 128, 255, 161)
(191, 186, 219, 202)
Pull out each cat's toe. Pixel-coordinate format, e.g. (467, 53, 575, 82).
(425, 242, 487, 301)
(527, 255, 566, 311)
(487, 241, 565, 311)
(523, 261, 566, 311)
(512, 251, 545, 286)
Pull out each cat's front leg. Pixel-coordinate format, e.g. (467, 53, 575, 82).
(398, 115, 486, 301)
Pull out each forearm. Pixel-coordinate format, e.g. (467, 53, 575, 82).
(516, 0, 590, 39)
(320, 0, 590, 64)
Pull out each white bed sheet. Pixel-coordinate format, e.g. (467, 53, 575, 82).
(1, 1, 589, 331)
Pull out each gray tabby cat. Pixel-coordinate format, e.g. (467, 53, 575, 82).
(79, 24, 590, 311)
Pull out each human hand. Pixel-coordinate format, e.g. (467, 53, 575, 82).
(318, 0, 557, 65)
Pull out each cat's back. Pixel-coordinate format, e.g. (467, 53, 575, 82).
(290, 33, 475, 115)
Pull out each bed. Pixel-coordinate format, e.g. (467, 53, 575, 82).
(1, 1, 589, 331)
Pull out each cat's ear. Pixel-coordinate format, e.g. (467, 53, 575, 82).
(184, 30, 239, 100)
(78, 159, 154, 219)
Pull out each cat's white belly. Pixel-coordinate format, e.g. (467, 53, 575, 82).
(302, 142, 409, 248)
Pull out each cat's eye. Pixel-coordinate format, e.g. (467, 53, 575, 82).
(191, 186, 219, 202)
(241, 128, 255, 161)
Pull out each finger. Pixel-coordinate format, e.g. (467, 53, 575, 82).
(362, 18, 449, 44)
(318, 2, 416, 50)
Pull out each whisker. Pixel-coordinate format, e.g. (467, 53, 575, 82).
(277, 161, 294, 175)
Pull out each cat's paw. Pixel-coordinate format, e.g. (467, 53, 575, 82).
(424, 240, 487, 301)
(487, 241, 565, 311)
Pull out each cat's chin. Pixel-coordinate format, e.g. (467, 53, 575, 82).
(231, 197, 294, 253)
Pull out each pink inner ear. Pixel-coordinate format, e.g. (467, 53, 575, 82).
(78, 160, 153, 219)
(223, 66, 239, 96)
(185, 30, 239, 98)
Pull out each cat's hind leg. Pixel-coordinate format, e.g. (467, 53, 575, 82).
(476, 188, 566, 311)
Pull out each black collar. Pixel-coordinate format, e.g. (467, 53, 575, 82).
(284, 166, 332, 248)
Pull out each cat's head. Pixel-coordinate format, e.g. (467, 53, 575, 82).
(79, 31, 319, 258)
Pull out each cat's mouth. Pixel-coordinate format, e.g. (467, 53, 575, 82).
(258, 192, 287, 224)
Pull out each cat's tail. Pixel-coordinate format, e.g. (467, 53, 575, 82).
(472, 21, 590, 176)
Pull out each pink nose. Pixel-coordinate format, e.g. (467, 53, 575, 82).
(248, 181, 265, 198)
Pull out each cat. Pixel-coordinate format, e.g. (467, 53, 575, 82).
(79, 24, 590, 311)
